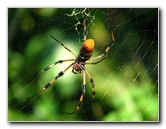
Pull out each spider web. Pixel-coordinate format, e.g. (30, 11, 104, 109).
(8, 8, 158, 121)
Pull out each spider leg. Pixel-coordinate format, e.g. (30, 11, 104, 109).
(26, 63, 74, 100)
(66, 70, 86, 114)
(85, 32, 114, 65)
(40, 59, 75, 74)
(72, 68, 77, 74)
(84, 66, 95, 98)
(85, 57, 106, 65)
(83, 19, 87, 41)
(50, 35, 77, 57)
(33, 59, 74, 81)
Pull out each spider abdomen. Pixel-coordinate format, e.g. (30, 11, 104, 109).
(78, 39, 95, 61)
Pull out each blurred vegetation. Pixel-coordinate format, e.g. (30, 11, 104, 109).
(8, 8, 158, 121)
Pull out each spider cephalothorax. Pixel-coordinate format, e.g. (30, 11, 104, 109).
(72, 61, 84, 74)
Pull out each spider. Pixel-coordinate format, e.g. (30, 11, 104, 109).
(27, 19, 115, 114)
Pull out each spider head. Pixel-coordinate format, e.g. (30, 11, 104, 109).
(72, 61, 84, 74)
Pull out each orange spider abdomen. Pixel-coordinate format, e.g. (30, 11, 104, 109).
(78, 39, 95, 61)
(82, 39, 94, 51)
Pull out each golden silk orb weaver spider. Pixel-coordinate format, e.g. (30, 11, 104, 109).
(27, 19, 115, 114)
